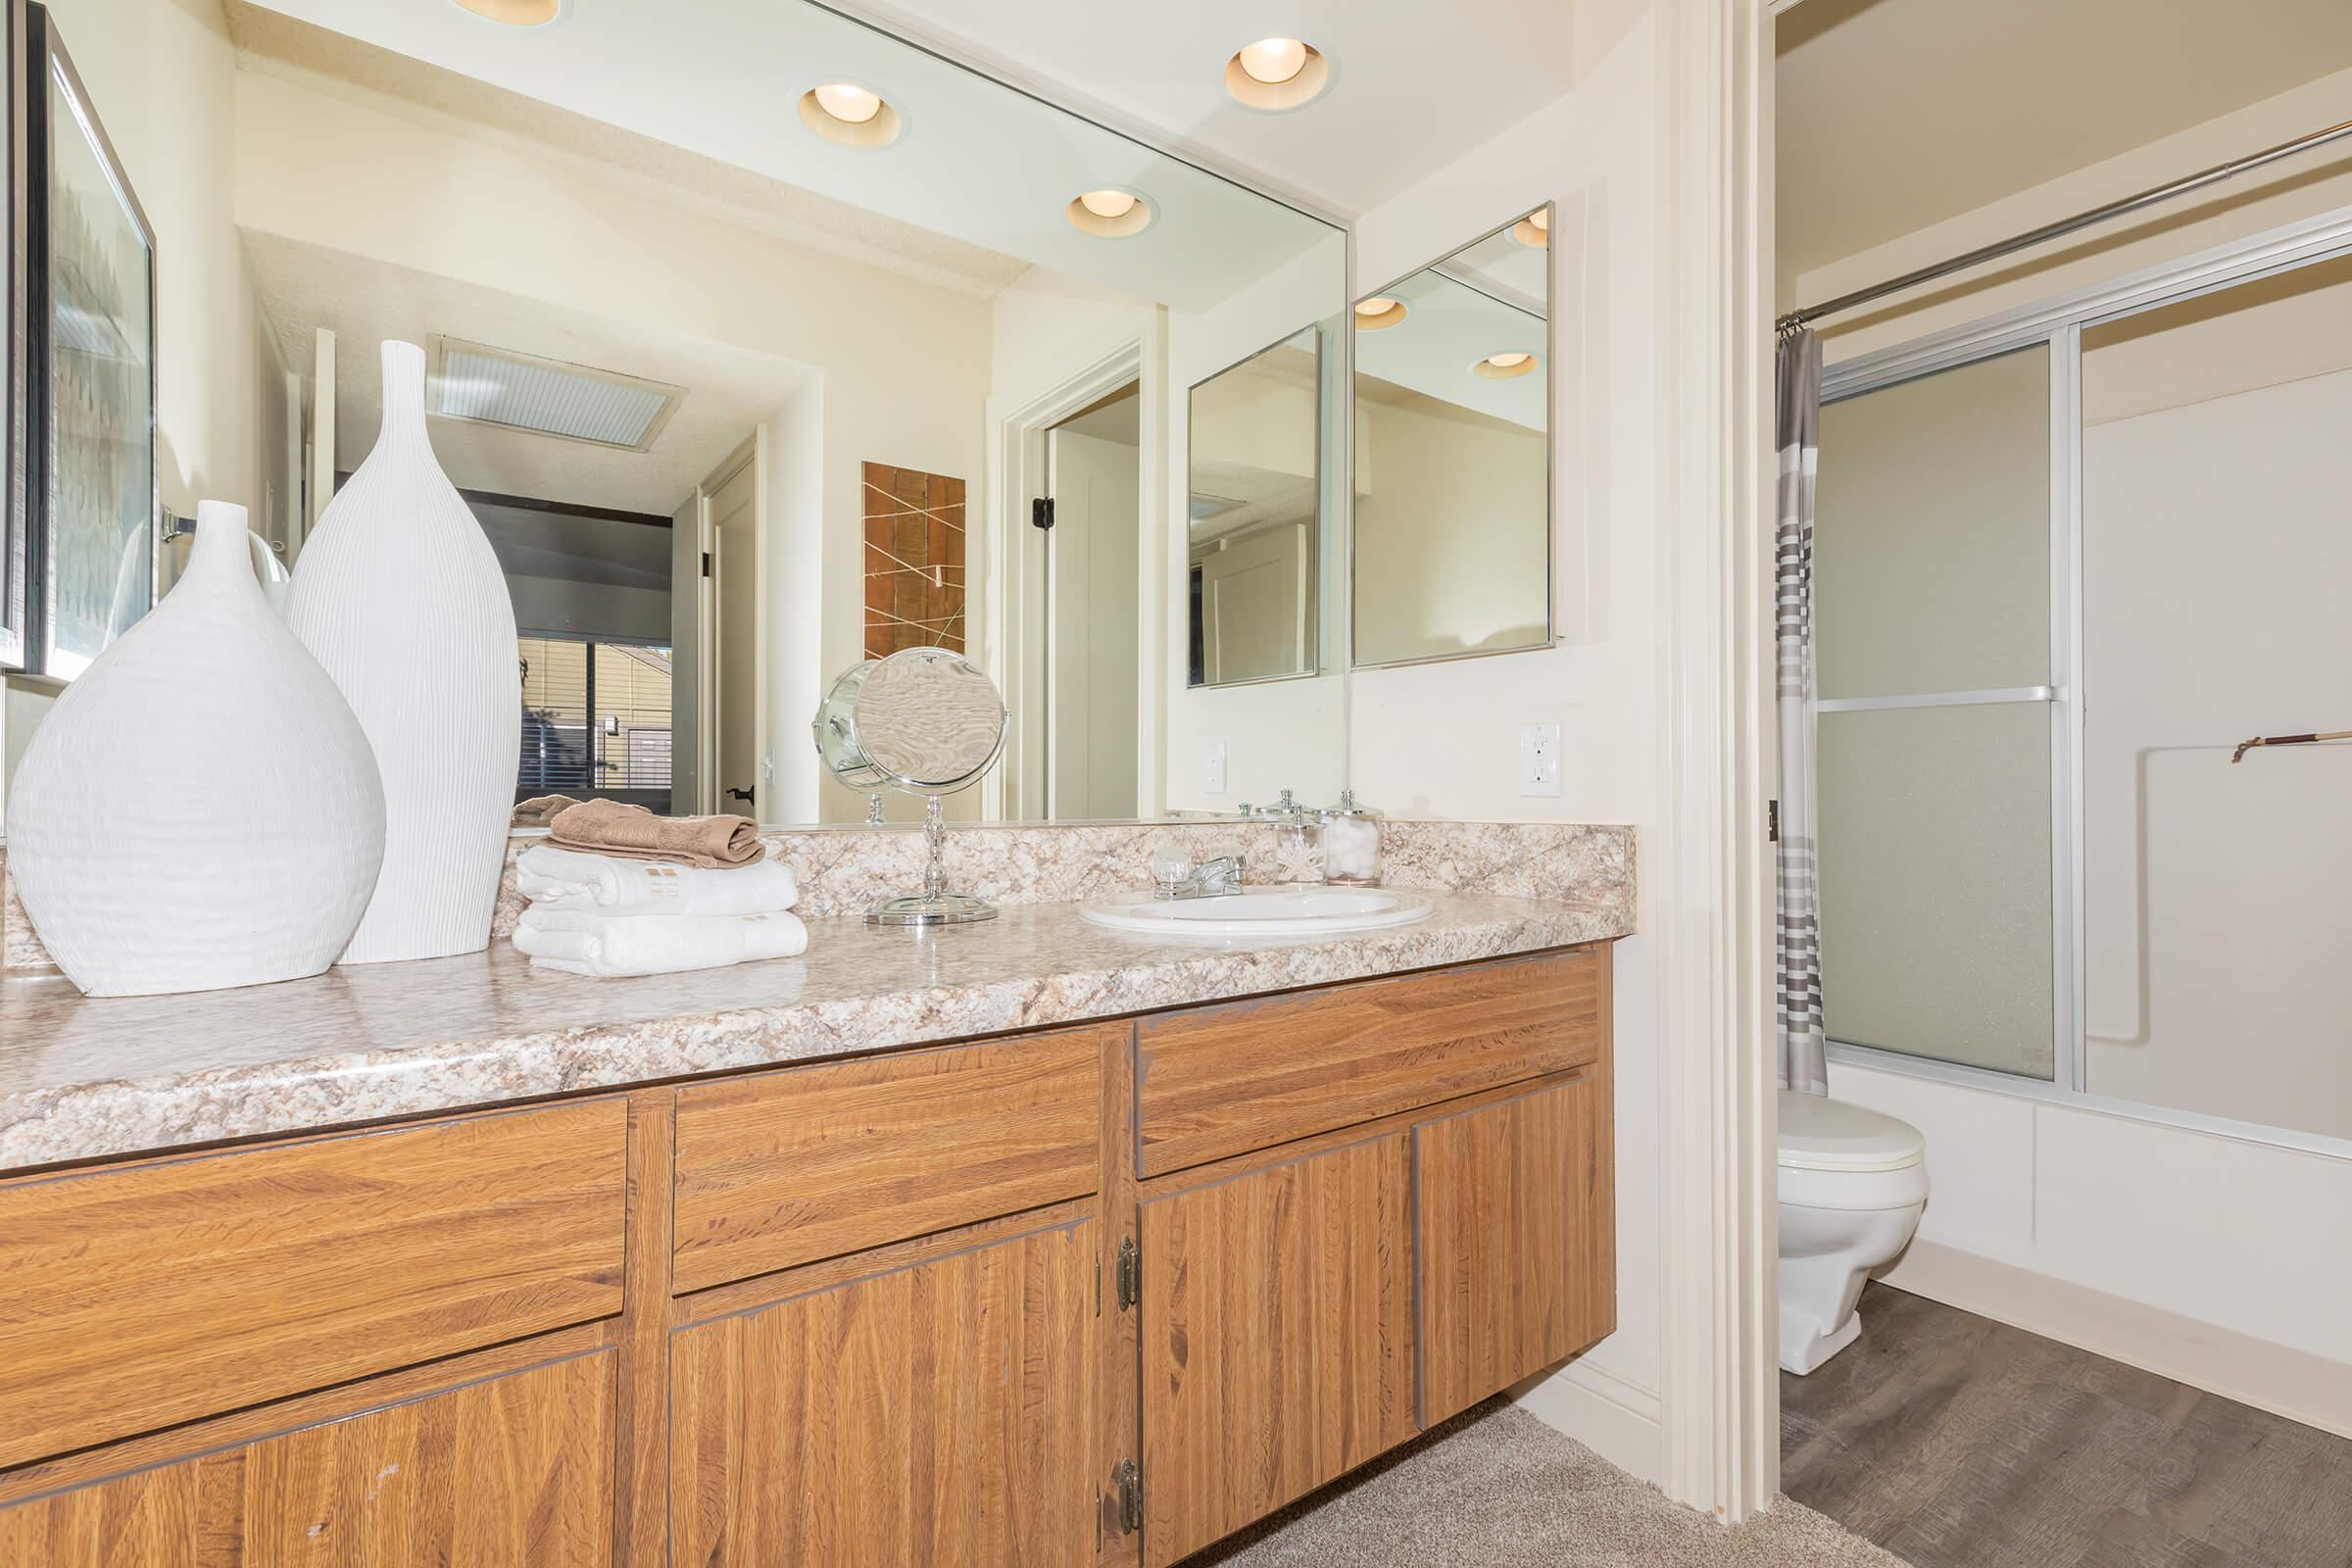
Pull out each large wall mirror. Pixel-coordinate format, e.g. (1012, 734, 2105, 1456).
(0, 0, 1348, 829)
(1351, 205, 1552, 668)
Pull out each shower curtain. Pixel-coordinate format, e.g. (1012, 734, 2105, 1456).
(1776, 328, 1829, 1096)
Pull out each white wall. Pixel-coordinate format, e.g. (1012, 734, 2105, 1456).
(1793, 62, 2352, 1420)
(1347, 11, 1665, 1479)
(2080, 365, 2352, 1139)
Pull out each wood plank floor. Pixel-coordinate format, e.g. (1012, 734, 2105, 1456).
(1782, 1283, 2352, 1568)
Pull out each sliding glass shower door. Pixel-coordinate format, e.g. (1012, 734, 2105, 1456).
(1812, 344, 2066, 1082)
(1809, 219, 2352, 1155)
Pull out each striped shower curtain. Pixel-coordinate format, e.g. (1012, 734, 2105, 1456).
(1776, 328, 1829, 1096)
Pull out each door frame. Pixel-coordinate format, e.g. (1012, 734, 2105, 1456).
(699, 437, 759, 818)
(985, 331, 1166, 821)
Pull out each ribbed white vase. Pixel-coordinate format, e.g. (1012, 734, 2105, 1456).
(9, 502, 386, 996)
(285, 340, 520, 964)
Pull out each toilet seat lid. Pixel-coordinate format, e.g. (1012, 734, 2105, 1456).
(1778, 1091, 1925, 1173)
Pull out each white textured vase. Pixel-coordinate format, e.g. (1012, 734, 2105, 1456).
(10, 502, 386, 996)
(285, 340, 520, 964)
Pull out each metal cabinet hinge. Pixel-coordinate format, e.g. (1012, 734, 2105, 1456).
(1115, 1237, 1140, 1311)
(1111, 1459, 1143, 1536)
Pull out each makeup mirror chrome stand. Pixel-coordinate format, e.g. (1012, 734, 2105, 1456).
(810, 646, 1008, 926)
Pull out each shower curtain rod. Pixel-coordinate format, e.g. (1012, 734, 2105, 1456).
(1777, 116, 2352, 336)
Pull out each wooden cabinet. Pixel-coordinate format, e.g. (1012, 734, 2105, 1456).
(0, 946, 1616, 1567)
(1413, 1075, 1614, 1428)
(669, 1217, 1099, 1567)
(1137, 1134, 1417, 1568)
(0, 1346, 616, 1566)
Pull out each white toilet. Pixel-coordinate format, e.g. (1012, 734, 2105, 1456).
(1777, 1090, 1928, 1375)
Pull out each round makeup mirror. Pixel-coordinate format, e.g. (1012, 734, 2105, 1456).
(810, 646, 1007, 925)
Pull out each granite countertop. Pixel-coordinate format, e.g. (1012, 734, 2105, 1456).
(0, 890, 1631, 1174)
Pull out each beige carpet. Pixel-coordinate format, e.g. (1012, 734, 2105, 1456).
(1193, 1399, 1906, 1567)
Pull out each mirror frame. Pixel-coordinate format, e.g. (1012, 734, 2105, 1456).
(1182, 321, 1331, 690)
(1347, 201, 1556, 672)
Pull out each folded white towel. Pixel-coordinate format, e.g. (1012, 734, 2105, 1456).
(514, 907, 809, 978)
(516, 844, 798, 917)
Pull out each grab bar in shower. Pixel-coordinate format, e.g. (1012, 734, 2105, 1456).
(2230, 728, 2352, 764)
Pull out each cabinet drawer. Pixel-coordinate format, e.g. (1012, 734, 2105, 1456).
(672, 1027, 1107, 1294)
(0, 1099, 627, 1469)
(1136, 948, 1605, 1177)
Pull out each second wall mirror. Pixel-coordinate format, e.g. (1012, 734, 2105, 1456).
(1351, 205, 1553, 667)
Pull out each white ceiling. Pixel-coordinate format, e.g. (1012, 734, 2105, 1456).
(842, 0, 1592, 219)
(240, 0, 1338, 313)
(245, 231, 807, 514)
(1778, 0, 2352, 282)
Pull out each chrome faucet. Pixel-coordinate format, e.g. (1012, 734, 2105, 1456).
(1154, 853, 1247, 901)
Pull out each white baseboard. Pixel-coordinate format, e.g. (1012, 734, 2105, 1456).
(1511, 1353, 1663, 1482)
(1882, 1239, 2352, 1441)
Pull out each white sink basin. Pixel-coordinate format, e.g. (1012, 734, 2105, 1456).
(1079, 885, 1435, 938)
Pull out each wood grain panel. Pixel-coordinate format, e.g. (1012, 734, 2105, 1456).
(612, 1093, 674, 1567)
(0, 1100, 627, 1469)
(670, 1218, 1098, 1567)
(0, 1348, 615, 1565)
(1136, 949, 1604, 1177)
(1139, 1135, 1415, 1567)
(1414, 1075, 1614, 1428)
(673, 1030, 1104, 1294)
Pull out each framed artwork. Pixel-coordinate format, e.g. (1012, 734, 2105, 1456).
(24, 2, 155, 679)
(0, 0, 27, 672)
(861, 461, 965, 658)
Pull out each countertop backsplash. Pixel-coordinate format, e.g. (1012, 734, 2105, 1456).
(6, 818, 1637, 976)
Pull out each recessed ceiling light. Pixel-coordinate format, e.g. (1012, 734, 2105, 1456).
(1068, 188, 1154, 238)
(449, 0, 561, 24)
(1223, 38, 1330, 111)
(1512, 209, 1550, 249)
(798, 81, 903, 148)
(1239, 37, 1308, 84)
(1472, 351, 1539, 380)
(1353, 297, 1408, 330)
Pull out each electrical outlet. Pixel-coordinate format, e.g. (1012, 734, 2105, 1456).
(1204, 740, 1228, 794)
(1520, 723, 1562, 797)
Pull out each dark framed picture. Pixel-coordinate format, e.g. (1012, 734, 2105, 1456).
(0, 0, 28, 673)
(24, 1, 155, 679)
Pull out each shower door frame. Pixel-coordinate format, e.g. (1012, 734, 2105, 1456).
(1815, 201, 2352, 1163)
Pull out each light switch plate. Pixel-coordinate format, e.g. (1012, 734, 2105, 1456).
(1520, 723, 1562, 797)
(1204, 740, 1228, 794)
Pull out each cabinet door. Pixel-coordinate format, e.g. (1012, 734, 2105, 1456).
(1414, 1075, 1613, 1428)
(0, 1349, 615, 1566)
(670, 1218, 1098, 1567)
(1138, 1135, 1414, 1568)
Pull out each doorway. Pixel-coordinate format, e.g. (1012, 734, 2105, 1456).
(1045, 381, 1142, 820)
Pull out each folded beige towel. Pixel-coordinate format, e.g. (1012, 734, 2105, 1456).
(513, 794, 581, 828)
(547, 799, 761, 867)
